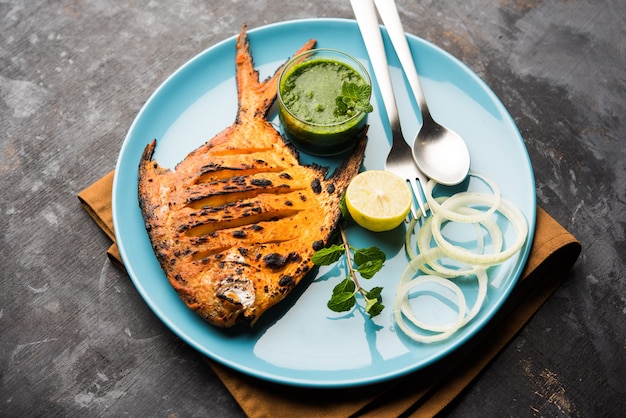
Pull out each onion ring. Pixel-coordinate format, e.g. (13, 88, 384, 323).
(424, 171, 501, 223)
(431, 194, 527, 266)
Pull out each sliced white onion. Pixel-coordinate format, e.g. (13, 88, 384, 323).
(458, 267, 488, 325)
(399, 247, 443, 286)
(424, 171, 501, 223)
(417, 207, 503, 277)
(393, 275, 467, 343)
(431, 193, 528, 266)
(395, 171, 529, 344)
(395, 250, 489, 342)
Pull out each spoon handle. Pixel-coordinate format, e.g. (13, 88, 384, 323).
(373, 0, 430, 117)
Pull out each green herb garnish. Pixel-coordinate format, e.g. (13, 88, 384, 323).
(334, 81, 374, 117)
(312, 199, 386, 318)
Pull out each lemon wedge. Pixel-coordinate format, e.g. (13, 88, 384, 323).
(345, 170, 412, 232)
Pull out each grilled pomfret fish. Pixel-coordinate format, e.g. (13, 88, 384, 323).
(138, 26, 367, 328)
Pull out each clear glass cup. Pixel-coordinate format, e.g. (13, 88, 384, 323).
(277, 49, 371, 156)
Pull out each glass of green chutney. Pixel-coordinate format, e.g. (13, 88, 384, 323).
(277, 49, 372, 156)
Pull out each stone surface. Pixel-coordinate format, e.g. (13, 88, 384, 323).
(1, 0, 624, 416)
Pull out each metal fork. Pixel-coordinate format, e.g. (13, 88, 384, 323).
(351, 0, 428, 219)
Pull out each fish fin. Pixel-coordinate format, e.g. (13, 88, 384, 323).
(235, 25, 316, 122)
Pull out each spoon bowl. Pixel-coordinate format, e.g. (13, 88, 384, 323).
(413, 113, 471, 185)
(374, 0, 470, 185)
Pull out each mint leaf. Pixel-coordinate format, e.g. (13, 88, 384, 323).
(335, 96, 348, 115)
(332, 278, 356, 295)
(328, 291, 356, 312)
(311, 244, 344, 265)
(334, 82, 373, 117)
(342, 82, 361, 100)
(357, 259, 384, 279)
(365, 286, 383, 300)
(365, 300, 384, 318)
(328, 279, 357, 312)
(353, 84, 373, 113)
(354, 246, 386, 265)
(364, 287, 384, 318)
(356, 102, 373, 114)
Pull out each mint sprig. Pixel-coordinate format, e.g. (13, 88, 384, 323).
(312, 228, 386, 319)
(334, 81, 374, 117)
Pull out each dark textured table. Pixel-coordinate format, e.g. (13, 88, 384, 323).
(2, 1, 624, 416)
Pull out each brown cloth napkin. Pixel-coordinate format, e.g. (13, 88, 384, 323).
(78, 170, 581, 417)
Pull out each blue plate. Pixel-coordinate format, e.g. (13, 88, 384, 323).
(113, 18, 536, 387)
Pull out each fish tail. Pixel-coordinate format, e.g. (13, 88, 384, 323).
(235, 25, 316, 122)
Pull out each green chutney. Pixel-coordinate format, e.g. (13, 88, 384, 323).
(278, 55, 370, 156)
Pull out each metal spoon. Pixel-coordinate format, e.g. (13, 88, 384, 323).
(373, 0, 471, 185)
